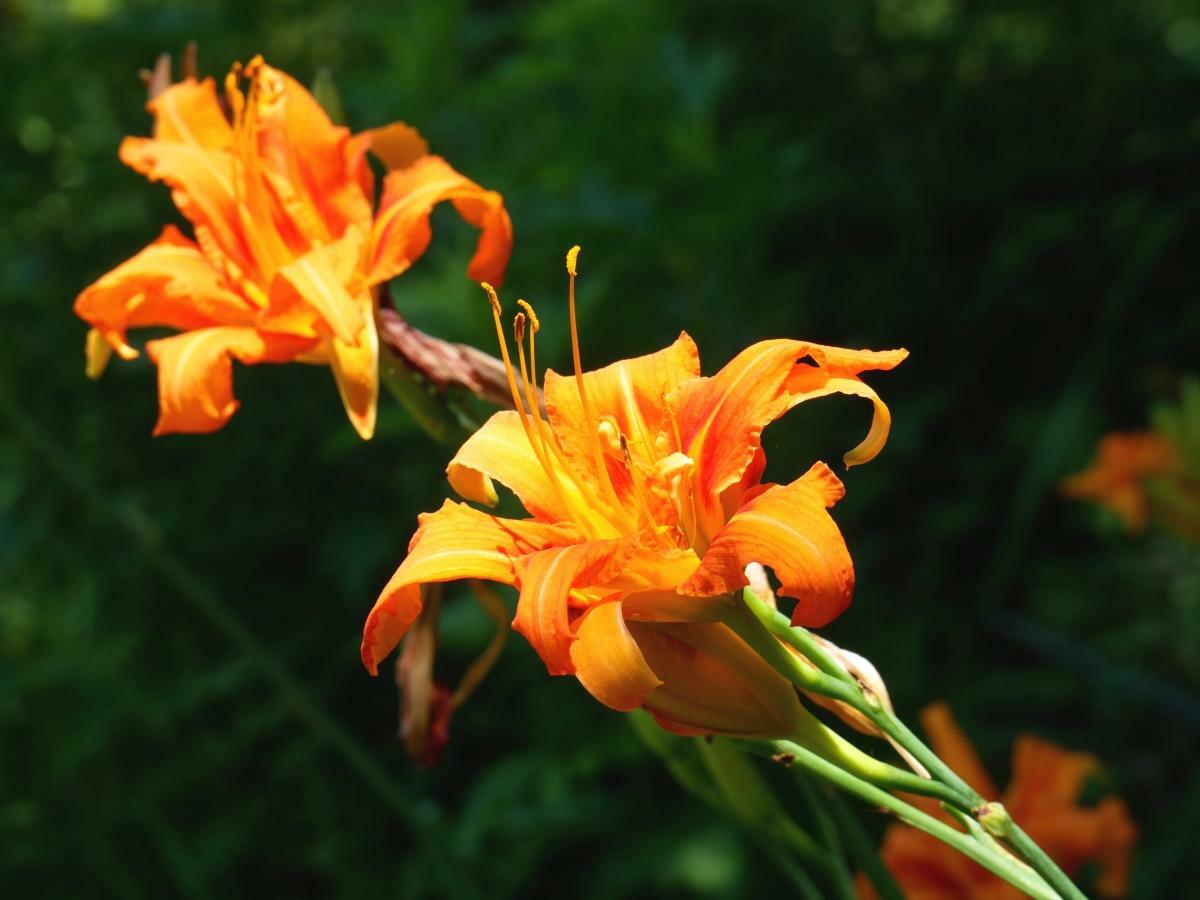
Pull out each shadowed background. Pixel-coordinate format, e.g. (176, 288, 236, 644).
(3, 0, 1199, 895)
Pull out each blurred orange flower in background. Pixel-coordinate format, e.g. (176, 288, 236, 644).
(75, 55, 512, 438)
(361, 249, 907, 738)
(1061, 431, 1179, 532)
(860, 702, 1136, 900)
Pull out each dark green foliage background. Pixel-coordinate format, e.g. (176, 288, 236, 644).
(3, 0, 1199, 895)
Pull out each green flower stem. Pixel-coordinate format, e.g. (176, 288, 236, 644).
(629, 714, 835, 897)
(740, 588, 1088, 899)
(984, 807, 1090, 900)
(741, 589, 985, 807)
(760, 844, 826, 900)
(823, 787, 905, 900)
(691, 739, 849, 897)
(722, 600, 973, 809)
(789, 770, 859, 900)
(756, 740, 1059, 900)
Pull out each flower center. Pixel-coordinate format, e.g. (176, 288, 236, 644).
(482, 249, 690, 548)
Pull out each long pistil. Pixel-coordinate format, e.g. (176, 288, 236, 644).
(514, 302, 630, 537)
(483, 284, 600, 536)
(566, 247, 626, 516)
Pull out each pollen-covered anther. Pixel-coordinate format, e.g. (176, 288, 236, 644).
(566, 245, 580, 277)
(516, 299, 539, 333)
(480, 282, 502, 316)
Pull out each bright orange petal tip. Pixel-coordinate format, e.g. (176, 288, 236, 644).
(364, 250, 907, 741)
(76, 55, 512, 438)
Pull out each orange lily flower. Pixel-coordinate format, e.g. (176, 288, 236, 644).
(362, 248, 906, 737)
(861, 703, 1136, 900)
(75, 56, 512, 438)
(1061, 431, 1179, 532)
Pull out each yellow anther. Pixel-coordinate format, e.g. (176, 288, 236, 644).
(480, 282, 502, 315)
(514, 312, 526, 343)
(566, 245, 580, 277)
(516, 299, 539, 333)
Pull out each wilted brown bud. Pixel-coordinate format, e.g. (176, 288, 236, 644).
(377, 307, 526, 410)
(393, 580, 509, 767)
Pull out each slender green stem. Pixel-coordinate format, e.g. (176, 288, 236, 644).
(824, 789, 905, 900)
(723, 598, 973, 809)
(994, 813, 1090, 900)
(759, 740, 1059, 900)
(742, 589, 985, 807)
(631, 716, 832, 893)
(740, 588, 1089, 899)
(791, 771, 858, 900)
(761, 843, 826, 900)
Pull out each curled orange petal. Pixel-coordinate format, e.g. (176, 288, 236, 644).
(362, 501, 575, 675)
(148, 76, 233, 148)
(75, 226, 255, 359)
(670, 339, 906, 540)
(512, 540, 629, 676)
(368, 155, 513, 286)
(448, 410, 578, 521)
(364, 121, 429, 171)
(145, 325, 313, 435)
(570, 600, 662, 711)
(679, 462, 855, 627)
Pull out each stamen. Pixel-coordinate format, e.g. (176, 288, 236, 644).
(661, 394, 696, 546)
(516, 299, 539, 334)
(512, 301, 627, 536)
(483, 283, 534, 428)
(566, 246, 626, 517)
(227, 59, 291, 280)
(620, 434, 673, 548)
(483, 284, 597, 536)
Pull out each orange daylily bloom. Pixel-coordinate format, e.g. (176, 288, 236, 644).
(75, 56, 512, 438)
(860, 703, 1136, 900)
(1062, 431, 1179, 532)
(361, 248, 907, 737)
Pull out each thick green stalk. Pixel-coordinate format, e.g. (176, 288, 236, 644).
(723, 599, 973, 809)
(759, 740, 1059, 900)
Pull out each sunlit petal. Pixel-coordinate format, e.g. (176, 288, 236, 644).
(680, 462, 855, 627)
(145, 325, 313, 435)
(369, 155, 513, 286)
(362, 501, 575, 675)
(571, 600, 662, 711)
